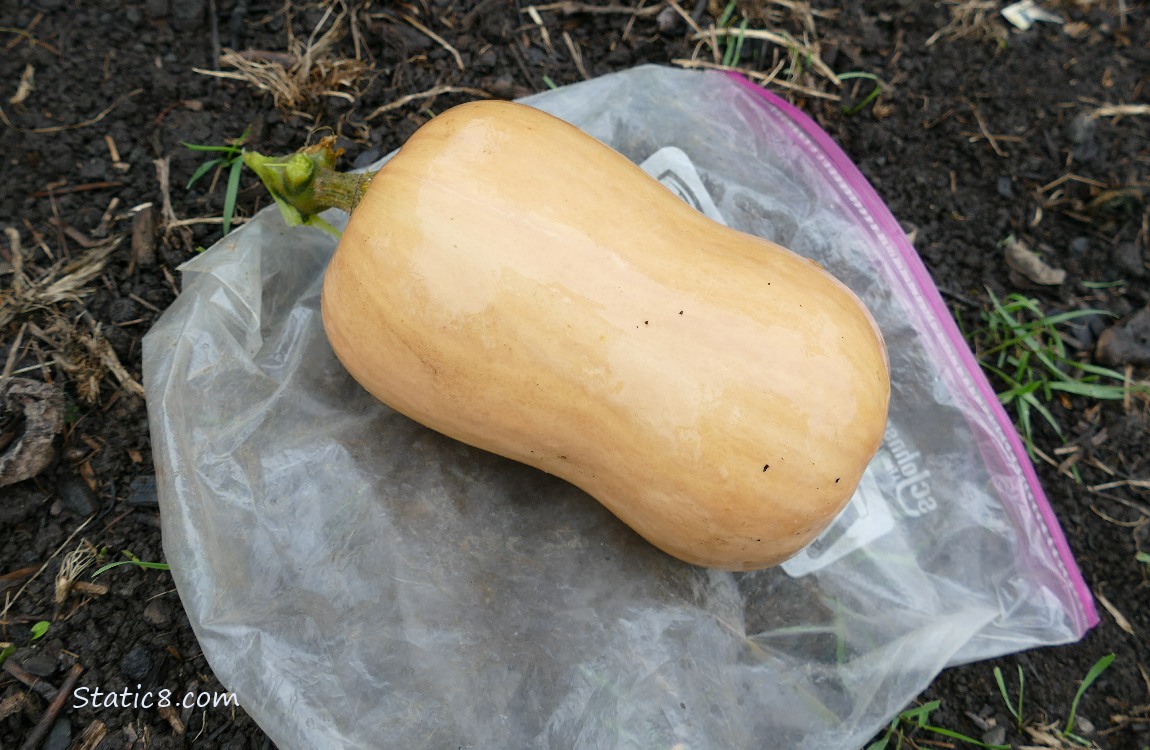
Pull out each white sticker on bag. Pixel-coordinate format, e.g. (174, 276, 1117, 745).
(639, 147, 728, 226)
(782, 464, 896, 577)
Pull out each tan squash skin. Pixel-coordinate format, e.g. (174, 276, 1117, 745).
(321, 100, 890, 571)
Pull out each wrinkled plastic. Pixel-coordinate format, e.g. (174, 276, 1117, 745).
(143, 66, 1096, 750)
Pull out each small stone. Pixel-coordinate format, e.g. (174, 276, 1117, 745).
(1096, 307, 1150, 366)
(43, 718, 70, 750)
(996, 176, 1013, 199)
(143, 600, 172, 628)
(57, 475, 98, 517)
(120, 644, 152, 681)
(108, 298, 139, 324)
(657, 5, 680, 32)
(1067, 112, 1095, 144)
(126, 475, 159, 507)
(352, 148, 382, 170)
(487, 74, 517, 100)
(980, 725, 1006, 747)
(1075, 716, 1095, 735)
(1069, 236, 1091, 257)
(1112, 243, 1146, 279)
(20, 653, 58, 678)
(171, 0, 204, 31)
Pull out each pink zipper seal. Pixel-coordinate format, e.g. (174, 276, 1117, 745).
(725, 72, 1098, 633)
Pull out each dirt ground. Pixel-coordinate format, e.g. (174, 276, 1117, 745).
(1, 1, 1148, 748)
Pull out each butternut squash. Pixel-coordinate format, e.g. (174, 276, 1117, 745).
(246, 100, 890, 571)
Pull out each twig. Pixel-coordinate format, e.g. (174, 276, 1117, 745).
(3, 659, 58, 701)
(31, 181, 124, 198)
(562, 31, 589, 80)
(672, 58, 840, 100)
(528, 2, 662, 14)
(1089, 487, 1150, 519)
(2, 14, 59, 54)
(524, 5, 557, 57)
(1087, 103, 1150, 120)
(46, 218, 104, 248)
(692, 27, 841, 86)
(19, 663, 84, 750)
(665, 0, 718, 61)
(401, 13, 464, 70)
(0, 88, 143, 134)
(153, 157, 180, 228)
(1090, 478, 1150, 492)
(1035, 172, 1107, 194)
(1095, 592, 1135, 635)
(365, 85, 492, 120)
(127, 293, 163, 314)
(2, 322, 28, 382)
(164, 216, 252, 230)
(967, 101, 1005, 157)
(621, 0, 648, 40)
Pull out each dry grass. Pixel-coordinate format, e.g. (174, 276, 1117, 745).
(196, 2, 374, 116)
(671, 0, 848, 103)
(2, 225, 143, 403)
(28, 314, 144, 404)
(0, 228, 119, 329)
(54, 540, 97, 607)
(927, 0, 1009, 47)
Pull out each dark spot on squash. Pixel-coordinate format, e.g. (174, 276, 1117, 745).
(762, 464, 769, 471)
(835, 477, 841, 483)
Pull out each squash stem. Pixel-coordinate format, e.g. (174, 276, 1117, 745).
(242, 136, 375, 235)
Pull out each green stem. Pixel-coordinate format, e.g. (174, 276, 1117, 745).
(242, 136, 375, 236)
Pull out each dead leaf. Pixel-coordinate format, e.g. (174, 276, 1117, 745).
(1004, 237, 1066, 285)
(9, 63, 34, 105)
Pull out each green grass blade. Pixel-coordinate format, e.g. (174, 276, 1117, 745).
(900, 700, 940, 725)
(1064, 360, 1138, 381)
(222, 154, 244, 235)
(186, 158, 223, 189)
(92, 559, 172, 576)
(839, 72, 883, 116)
(723, 18, 748, 66)
(1020, 391, 1063, 437)
(181, 141, 242, 153)
(186, 159, 221, 190)
(993, 667, 1020, 724)
(1039, 308, 1114, 326)
(1064, 653, 1114, 736)
(914, 723, 1009, 749)
(1047, 381, 1128, 399)
(717, 0, 737, 28)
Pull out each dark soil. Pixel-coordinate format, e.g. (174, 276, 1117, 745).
(1, 1, 1148, 748)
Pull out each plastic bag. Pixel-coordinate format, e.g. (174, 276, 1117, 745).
(143, 65, 1097, 750)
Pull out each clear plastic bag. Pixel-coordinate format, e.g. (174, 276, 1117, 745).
(143, 65, 1097, 749)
